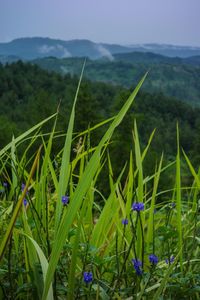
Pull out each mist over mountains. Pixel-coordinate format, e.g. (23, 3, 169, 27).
(0, 37, 200, 106)
(1, 37, 200, 62)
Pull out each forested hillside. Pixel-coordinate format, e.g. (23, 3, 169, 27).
(1, 61, 200, 177)
(33, 55, 200, 106)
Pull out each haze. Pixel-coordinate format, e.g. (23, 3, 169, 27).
(0, 0, 200, 47)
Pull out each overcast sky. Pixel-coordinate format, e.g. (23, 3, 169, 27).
(0, 0, 200, 46)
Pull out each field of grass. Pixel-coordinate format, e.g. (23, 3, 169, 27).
(0, 73, 200, 299)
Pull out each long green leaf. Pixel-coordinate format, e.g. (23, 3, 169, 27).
(0, 113, 57, 157)
(146, 154, 163, 251)
(22, 233, 54, 300)
(176, 123, 183, 271)
(54, 61, 86, 231)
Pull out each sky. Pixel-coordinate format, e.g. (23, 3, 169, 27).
(0, 0, 200, 46)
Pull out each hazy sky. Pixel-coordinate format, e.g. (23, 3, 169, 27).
(0, 0, 200, 46)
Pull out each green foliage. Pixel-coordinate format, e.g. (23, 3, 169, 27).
(0, 72, 200, 299)
(1, 61, 200, 195)
(33, 55, 200, 106)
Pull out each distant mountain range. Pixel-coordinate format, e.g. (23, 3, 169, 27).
(1, 37, 200, 106)
(1, 37, 200, 61)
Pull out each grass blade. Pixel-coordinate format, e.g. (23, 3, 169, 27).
(54, 61, 86, 231)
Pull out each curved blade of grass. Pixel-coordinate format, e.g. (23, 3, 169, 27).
(176, 123, 183, 271)
(10, 136, 18, 199)
(54, 60, 86, 231)
(146, 154, 163, 252)
(125, 151, 134, 215)
(133, 120, 143, 203)
(42, 73, 148, 300)
(133, 120, 144, 259)
(0, 113, 57, 157)
(182, 149, 200, 189)
(141, 128, 156, 161)
(74, 116, 115, 141)
(22, 209, 44, 297)
(22, 233, 54, 300)
(182, 149, 200, 211)
(37, 116, 58, 231)
(0, 146, 42, 262)
(91, 165, 126, 247)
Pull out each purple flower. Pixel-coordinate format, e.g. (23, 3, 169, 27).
(132, 259, 143, 275)
(165, 256, 175, 264)
(23, 198, 28, 206)
(132, 202, 144, 212)
(83, 272, 93, 283)
(170, 202, 176, 209)
(149, 254, 159, 265)
(62, 195, 69, 205)
(122, 219, 128, 225)
(21, 183, 28, 194)
(3, 182, 8, 187)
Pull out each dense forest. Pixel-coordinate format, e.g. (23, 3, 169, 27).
(32, 54, 200, 106)
(1, 61, 200, 187)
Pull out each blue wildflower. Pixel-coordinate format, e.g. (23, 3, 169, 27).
(62, 195, 69, 205)
(165, 256, 174, 264)
(83, 272, 93, 283)
(21, 183, 29, 194)
(149, 254, 159, 265)
(23, 198, 28, 206)
(132, 259, 143, 275)
(3, 182, 8, 187)
(122, 219, 128, 225)
(170, 202, 176, 209)
(132, 202, 144, 212)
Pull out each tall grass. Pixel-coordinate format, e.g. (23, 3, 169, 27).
(0, 74, 200, 299)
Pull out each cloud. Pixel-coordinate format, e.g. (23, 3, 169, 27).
(60, 65, 70, 74)
(38, 44, 71, 57)
(95, 44, 114, 61)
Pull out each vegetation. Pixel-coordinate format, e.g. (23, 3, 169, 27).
(1, 61, 200, 165)
(33, 54, 200, 106)
(1, 60, 200, 194)
(0, 67, 200, 299)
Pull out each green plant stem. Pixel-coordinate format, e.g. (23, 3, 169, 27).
(138, 212, 144, 267)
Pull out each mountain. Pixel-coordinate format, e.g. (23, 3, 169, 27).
(0, 54, 20, 64)
(128, 43, 200, 58)
(1, 37, 200, 106)
(1, 37, 200, 61)
(113, 51, 200, 65)
(0, 37, 133, 60)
